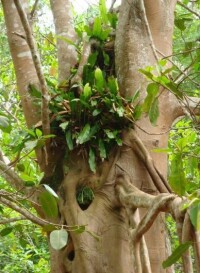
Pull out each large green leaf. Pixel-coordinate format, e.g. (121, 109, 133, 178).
(142, 83, 159, 113)
(50, 229, 68, 250)
(99, 0, 108, 24)
(92, 17, 102, 38)
(162, 242, 192, 268)
(39, 191, 58, 219)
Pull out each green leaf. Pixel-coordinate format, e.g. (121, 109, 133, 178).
(190, 203, 200, 231)
(139, 68, 154, 80)
(0, 115, 11, 133)
(76, 124, 91, 144)
(66, 130, 73, 150)
(116, 106, 124, 117)
(143, 83, 159, 113)
(89, 148, 96, 172)
(83, 83, 92, 99)
(92, 17, 102, 38)
(95, 68, 104, 92)
(43, 184, 59, 199)
(88, 51, 98, 67)
(98, 139, 107, 159)
(24, 139, 38, 150)
(92, 109, 101, 116)
(99, 0, 108, 24)
(35, 128, 42, 138)
(169, 154, 186, 196)
(0, 227, 13, 237)
(104, 129, 115, 139)
(50, 229, 68, 250)
(108, 76, 118, 95)
(162, 242, 192, 268)
(149, 97, 159, 126)
(59, 121, 69, 131)
(28, 84, 41, 98)
(39, 191, 58, 219)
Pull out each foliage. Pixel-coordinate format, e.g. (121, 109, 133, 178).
(0, 0, 200, 271)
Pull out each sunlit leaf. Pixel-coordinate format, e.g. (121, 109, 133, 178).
(99, 0, 108, 25)
(43, 184, 59, 199)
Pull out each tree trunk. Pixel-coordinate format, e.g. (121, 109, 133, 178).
(2, 0, 188, 273)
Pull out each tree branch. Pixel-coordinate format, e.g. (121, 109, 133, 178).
(123, 129, 171, 193)
(177, 1, 200, 19)
(0, 161, 25, 191)
(0, 216, 26, 224)
(13, 0, 51, 146)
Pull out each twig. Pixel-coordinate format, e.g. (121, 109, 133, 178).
(0, 216, 26, 224)
(109, 0, 116, 12)
(177, 0, 200, 19)
(0, 195, 46, 226)
(13, 0, 51, 157)
(30, 0, 39, 19)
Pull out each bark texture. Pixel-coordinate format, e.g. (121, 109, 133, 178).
(3, 0, 199, 273)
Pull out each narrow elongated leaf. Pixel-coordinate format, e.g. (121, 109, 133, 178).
(66, 130, 73, 150)
(77, 124, 91, 144)
(50, 229, 68, 250)
(149, 97, 159, 126)
(190, 203, 200, 231)
(99, 0, 108, 24)
(83, 83, 92, 99)
(95, 68, 104, 92)
(93, 17, 102, 38)
(98, 139, 107, 159)
(89, 148, 96, 172)
(39, 191, 58, 218)
(108, 76, 118, 95)
(162, 242, 192, 268)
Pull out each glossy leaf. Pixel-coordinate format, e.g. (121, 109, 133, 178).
(43, 184, 59, 199)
